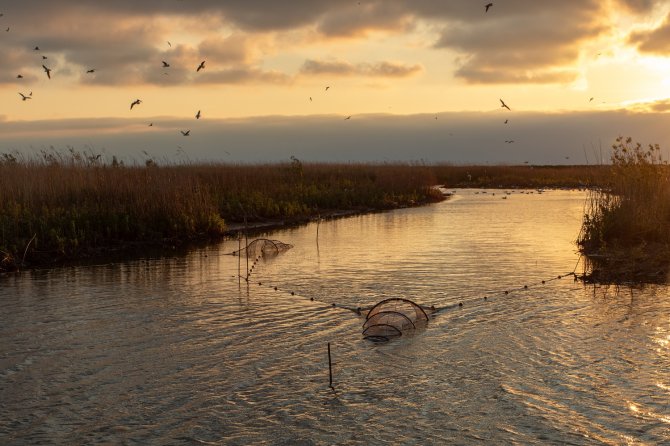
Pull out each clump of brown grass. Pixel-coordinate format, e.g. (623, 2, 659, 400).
(577, 137, 670, 282)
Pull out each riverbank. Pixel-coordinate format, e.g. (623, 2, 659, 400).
(0, 156, 446, 272)
(577, 138, 670, 284)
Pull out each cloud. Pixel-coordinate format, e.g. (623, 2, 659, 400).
(300, 59, 422, 78)
(3, 110, 670, 165)
(615, 0, 662, 13)
(0, 1, 659, 90)
(317, 2, 413, 37)
(434, 1, 606, 84)
(628, 13, 670, 55)
(194, 67, 291, 85)
(626, 98, 670, 112)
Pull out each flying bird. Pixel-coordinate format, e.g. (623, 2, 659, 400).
(130, 99, 141, 110)
(589, 97, 594, 102)
(162, 61, 170, 68)
(42, 55, 47, 60)
(325, 86, 330, 91)
(42, 64, 51, 79)
(196, 60, 205, 72)
(18, 92, 31, 101)
(500, 98, 510, 110)
(195, 110, 201, 119)
(148, 123, 153, 127)
(86, 69, 95, 73)
(309, 97, 312, 101)
(344, 115, 351, 120)
(34, 46, 39, 50)
(167, 41, 171, 47)
(485, 3, 493, 12)
(16, 74, 23, 78)
(181, 130, 190, 136)
(505, 140, 514, 144)
(504, 119, 509, 124)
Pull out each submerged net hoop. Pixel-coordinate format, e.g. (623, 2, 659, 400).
(231, 238, 293, 258)
(362, 298, 430, 342)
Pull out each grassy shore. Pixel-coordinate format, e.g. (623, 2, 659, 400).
(0, 153, 445, 271)
(577, 137, 670, 283)
(0, 148, 619, 273)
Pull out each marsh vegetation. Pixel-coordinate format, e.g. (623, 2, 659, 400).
(0, 150, 443, 271)
(578, 137, 670, 282)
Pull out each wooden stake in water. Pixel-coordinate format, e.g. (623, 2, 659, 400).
(328, 342, 333, 389)
(238, 232, 241, 286)
(244, 215, 249, 281)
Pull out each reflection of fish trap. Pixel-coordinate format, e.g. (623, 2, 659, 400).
(232, 238, 293, 258)
(362, 298, 431, 342)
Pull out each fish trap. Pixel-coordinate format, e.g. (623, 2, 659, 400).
(232, 238, 293, 258)
(362, 298, 433, 342)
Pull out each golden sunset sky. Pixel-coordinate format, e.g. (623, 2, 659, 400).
(2, 0, 670, 163)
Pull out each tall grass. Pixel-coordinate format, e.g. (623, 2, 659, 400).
(0, 151, 442, 270)
(577, 137, 670, 281)
(433, 164, 609, 189)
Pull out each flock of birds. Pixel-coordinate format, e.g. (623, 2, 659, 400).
(5, 3, 594, 156)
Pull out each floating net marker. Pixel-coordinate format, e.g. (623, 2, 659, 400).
(362, 298, 434, 342)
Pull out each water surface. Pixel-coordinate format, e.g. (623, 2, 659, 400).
(2, 189, 670, 445)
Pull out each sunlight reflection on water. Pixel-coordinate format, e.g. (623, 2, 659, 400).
(2, 189, 670, 444)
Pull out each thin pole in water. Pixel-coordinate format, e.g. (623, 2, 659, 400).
(328, 342, 334, 389)
(244, 215, 249, 281)
(237, 232, 241, 286)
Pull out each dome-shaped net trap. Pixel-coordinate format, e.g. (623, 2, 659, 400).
(362, 298, 431, 342)
(232, 238, 293, 258)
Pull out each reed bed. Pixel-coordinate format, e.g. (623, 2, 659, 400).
(433, 164, 609, 189)
(577, 137, 670, 282)
(0, 151, 442, 270)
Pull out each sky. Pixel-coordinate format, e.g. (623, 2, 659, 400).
(2, 0, 670, 164)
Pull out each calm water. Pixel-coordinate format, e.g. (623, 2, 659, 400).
(2, 189, 670, 445)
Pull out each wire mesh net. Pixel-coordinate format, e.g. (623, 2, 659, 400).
(232, 238, 293, 258)
(362, 298, 433, 342)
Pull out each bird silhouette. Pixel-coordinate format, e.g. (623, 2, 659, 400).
(16, 74, 23, 78)
(148, 123, 153, 127)
(500, 98, 510, 110)
(42, 64, 51, 79)
(325, 86, 330, 91)
(485, 3, 493, 12)
(309, 97, 312, 101)
(167, 41, 171, 47)
(344, 116, 351, 120)
(34, 46, 39, 50)
(86, 69, 95, 73)
(42, 55, 47, 60)
(130, 99, 141, 110)
(196, 61, 205, 72)
(18, 92, 31, 101)
(589, 97, 594, 102)
(181, 130, 190, 136)
(504, 119, 509, 124)
(195, 110, 201, 119)
(162, 61, 170, 68)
